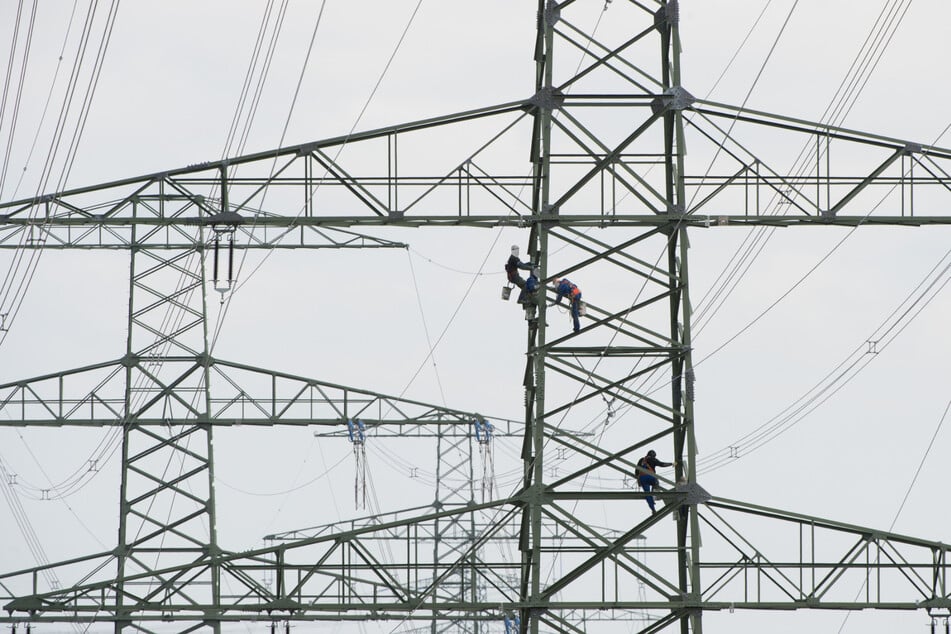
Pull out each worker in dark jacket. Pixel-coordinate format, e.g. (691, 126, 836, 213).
(552, 277, 582, 332)
(636, 449, 676, 515)
(504, 245, 533, 294)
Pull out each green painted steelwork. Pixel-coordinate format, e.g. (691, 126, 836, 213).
(2, 1, 951, 633)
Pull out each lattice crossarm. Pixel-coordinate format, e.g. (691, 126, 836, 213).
(696, 498, 951, 608)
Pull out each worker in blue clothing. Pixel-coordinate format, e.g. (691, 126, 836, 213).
(552, 277, 582, 332)
(504, 615, 521, 634)
(520, 267, 540, 303)
(520, 267, 541, 320)
(636, 449, 676, 515)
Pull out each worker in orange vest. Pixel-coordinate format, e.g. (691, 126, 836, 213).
(552, 277, 582, 332)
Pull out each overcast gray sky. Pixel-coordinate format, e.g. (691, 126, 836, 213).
(1, 2, 950, 632)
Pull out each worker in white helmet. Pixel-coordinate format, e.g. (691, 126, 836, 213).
(504, 245, 534, 301)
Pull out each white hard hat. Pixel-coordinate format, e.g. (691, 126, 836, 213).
(511, 245, 519, 255)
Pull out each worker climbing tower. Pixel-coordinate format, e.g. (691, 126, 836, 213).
(2, 1, 951, 633)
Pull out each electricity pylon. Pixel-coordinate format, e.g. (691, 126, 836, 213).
(2, 1, 951, 633)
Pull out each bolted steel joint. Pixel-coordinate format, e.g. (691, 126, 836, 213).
(674, 480, 711, 506)
(654, 0, 679, 31)
(207, 210, 244, 226)
(544, 1, 561, 27)
(529, 87, 565, 112)
(651, 86, 696, 115)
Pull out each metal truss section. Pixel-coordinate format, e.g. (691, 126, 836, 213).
(683, 101, 951, 221)
(2, 1, 951, 633)
(0, 230, 515, 632)
(0, 491, 651, 623)
(6, 493, 947, 626)
(0, 184, 408, 250)
(0, 500, 522, 624)
(315, 419, 524, 439)
(696, 497, 951, 610)
(0, 101, 535, 246)
(0, 358, 509, 430)
(0, 3, 950, 243)
(264, 502, 615, 545)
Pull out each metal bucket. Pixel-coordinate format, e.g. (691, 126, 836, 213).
(501, 286, 512, 300)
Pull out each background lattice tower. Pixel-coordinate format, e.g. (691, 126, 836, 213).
(1, 2, 951, 633)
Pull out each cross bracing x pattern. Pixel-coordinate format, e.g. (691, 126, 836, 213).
(1, 1, 951, 633)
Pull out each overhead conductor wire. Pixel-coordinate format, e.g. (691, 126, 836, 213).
(130, 1, 341, 615)
(0, 0, 123, 495)
(0, 0, 121, 349)
(6, 1, 82, 201)
(596, 0, 925, 478)
(142, 0, 328, 567)
(97, 2, 350, 601)
(203, 2, 441, 575)
(209, 0, 426, 352)
(691, 110, 951, 473)
(0, 0, 38, 197)
(690, 0, 915, 337)
(0, 2, 120, 622)
(835, 396, 951, 634)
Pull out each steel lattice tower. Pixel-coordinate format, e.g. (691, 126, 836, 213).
(2, 1, 951, 633)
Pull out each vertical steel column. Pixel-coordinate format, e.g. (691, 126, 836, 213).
(114, 200, 138, 634)
(521, 2, 556, 632)
(680, 225, 703, 634)
(665, 3, 702, 631)
(202, 212, 222, 634)
(654, 2, 696, 632)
